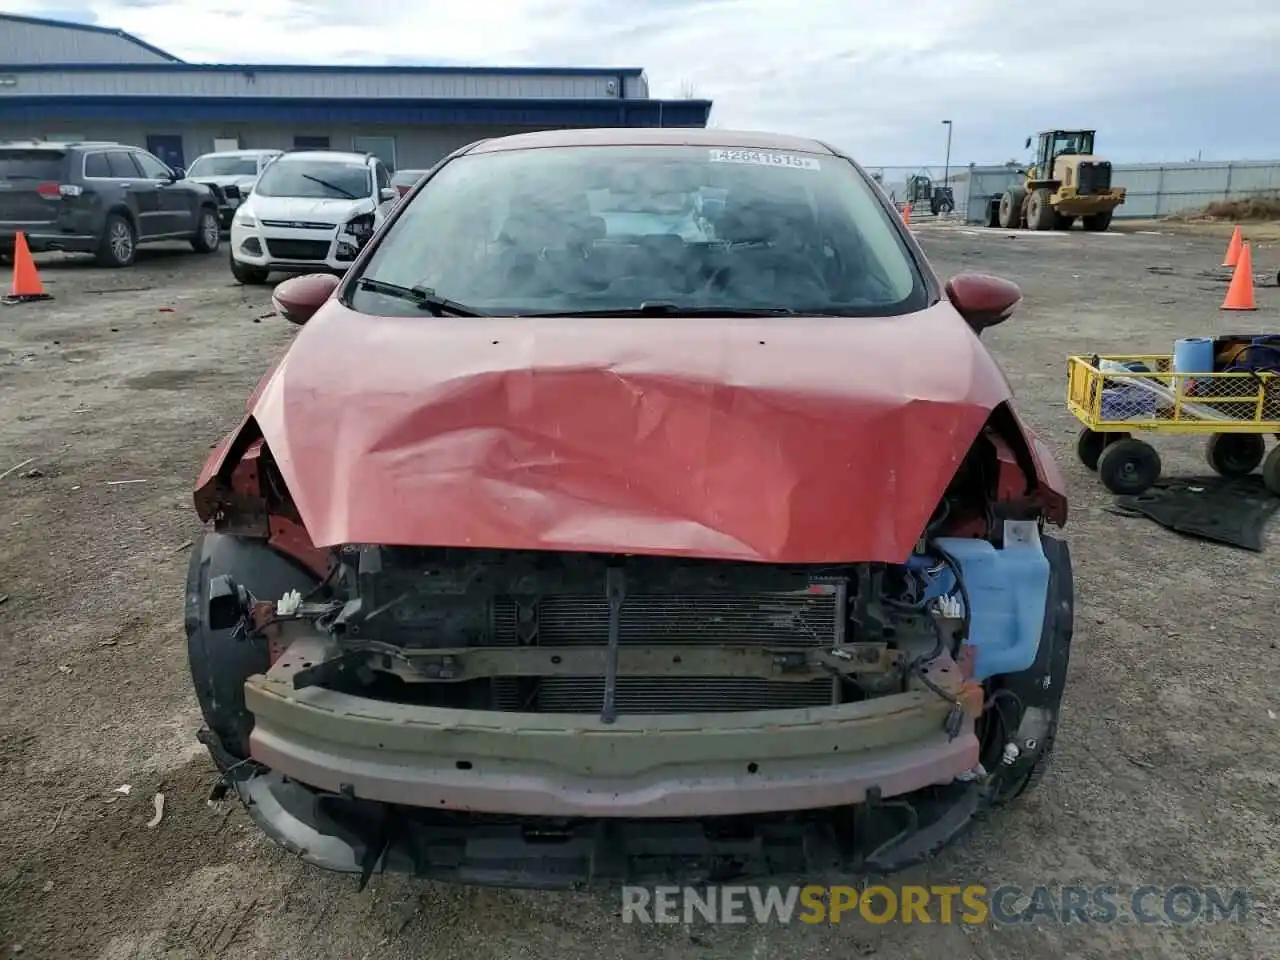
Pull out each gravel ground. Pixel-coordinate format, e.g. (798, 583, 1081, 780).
(1, 225, 1278, 959)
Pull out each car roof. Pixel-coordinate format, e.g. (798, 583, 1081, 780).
(197, 149, 280, 158)
(279, 150, 370, 164)
(465, 127, 837, 156)
(0, 139, 121, 150)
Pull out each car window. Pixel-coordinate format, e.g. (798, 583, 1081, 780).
(254, 159, 372, 200)
(188, 155, 258, 177)
(352, 144, 926, 318)
(106, 151, 142, 179)
(133, 152, 171, 179)
(374, 163, 390, 190)
(0, 149, 65, 181)
(83, 152, 111, 178)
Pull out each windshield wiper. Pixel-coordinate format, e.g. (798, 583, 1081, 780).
(531, 302, 798, 318)
(354, 277, 485, 316)
(300, 173, 358, 199)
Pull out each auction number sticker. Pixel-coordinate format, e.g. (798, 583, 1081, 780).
(709, 149, 820, 171)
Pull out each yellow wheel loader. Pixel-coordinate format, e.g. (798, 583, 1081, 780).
(994, 130, 1126, 232)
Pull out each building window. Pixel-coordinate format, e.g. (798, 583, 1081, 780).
(354, 136, 396, 172)
(294, 136, 330, 149)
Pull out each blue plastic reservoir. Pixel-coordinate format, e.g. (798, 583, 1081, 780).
(935, 522, 1051, 681)
(1173, 337, 1215, 375)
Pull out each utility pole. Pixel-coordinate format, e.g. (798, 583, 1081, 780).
(941, 119, 953, 186)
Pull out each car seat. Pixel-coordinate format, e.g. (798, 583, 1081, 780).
(714, 191, 829, 304)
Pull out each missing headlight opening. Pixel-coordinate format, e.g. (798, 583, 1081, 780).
(345, 212, 376, 245)
(335, 212, 377, 261)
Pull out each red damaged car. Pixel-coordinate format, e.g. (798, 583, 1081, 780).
(186, 128, 1072, 888)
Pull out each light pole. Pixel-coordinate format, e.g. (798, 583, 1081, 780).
(941, 119, 953, 187)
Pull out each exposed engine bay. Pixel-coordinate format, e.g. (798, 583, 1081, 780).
(227, 529, 1043, 723)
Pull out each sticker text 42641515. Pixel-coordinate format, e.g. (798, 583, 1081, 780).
(708, 149, 821, 171)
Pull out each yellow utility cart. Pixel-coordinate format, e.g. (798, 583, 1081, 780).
(1066, 353, 1280, 496)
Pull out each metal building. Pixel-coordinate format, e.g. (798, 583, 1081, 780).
(0, 12, 713, 172)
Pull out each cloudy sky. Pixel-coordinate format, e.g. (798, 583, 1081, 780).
(11, 0, 1280, 166)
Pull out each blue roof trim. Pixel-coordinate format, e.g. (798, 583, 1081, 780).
(3, 62, 645, 77)
(0, 11, 183, 63)
(0, 95, 712, 128)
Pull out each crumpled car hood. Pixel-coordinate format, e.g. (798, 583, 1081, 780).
(238, 302, 1017, 564)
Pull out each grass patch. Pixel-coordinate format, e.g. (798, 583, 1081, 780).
(1166, 194, 1280, 222)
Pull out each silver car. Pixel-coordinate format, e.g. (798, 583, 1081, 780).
(186, 149, 283, 229)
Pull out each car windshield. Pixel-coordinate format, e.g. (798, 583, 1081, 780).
(188, 155, 260, 177)
(253, 159, 371, 200)
(350, 144, 926, 317)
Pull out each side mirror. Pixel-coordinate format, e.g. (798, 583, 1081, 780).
(379, 187, 397, 202)
(946, 273, 1022, 334)
(169, 166, 185, 180)
(1024, 137, 1032, 150)
(273, 272, 340, 326)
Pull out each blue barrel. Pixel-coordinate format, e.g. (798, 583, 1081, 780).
(1174, 337, 1215, 374)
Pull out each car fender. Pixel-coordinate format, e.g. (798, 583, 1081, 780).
(1007, 407, 1069, 524)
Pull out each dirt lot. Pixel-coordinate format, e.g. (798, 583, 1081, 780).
(2, 226, 1278, 959)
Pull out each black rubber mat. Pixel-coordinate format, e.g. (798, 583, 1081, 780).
(1107, 475, 1280, 551)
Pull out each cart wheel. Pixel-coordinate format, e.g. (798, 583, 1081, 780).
(1205, 433, 1265, 477)
(1076, 428, 1129, 471)
(1097, 439, 1162, 495)
(1262, 446, 1280, 497)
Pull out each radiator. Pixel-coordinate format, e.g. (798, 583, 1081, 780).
(490, 590, 841, 715)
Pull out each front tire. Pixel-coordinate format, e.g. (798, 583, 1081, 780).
(230, 250, 270, 285)
(1098, 438, 1162, 495)
(998, 190, 1024, 228)
(1026, 188, 1055, 230)
(191, 208, 221, 254)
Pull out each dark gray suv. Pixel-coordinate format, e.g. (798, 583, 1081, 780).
(0, 140, 221, 268)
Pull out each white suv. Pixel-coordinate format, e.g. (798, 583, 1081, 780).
(228, 150, 397, 284)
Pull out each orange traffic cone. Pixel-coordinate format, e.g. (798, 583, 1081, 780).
(1221, 241, 1256, 311)
(903, 202, 912, 226)
(2, 232, 52, 305)
(1222, 225, 1243, 268)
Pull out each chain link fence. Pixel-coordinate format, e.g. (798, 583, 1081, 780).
(865, 159, 1280, 224)
(861, 164, 989, 220)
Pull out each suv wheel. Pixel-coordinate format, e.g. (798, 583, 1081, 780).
(96, 213, 136, 268)
(191, 208, 221, 254)
(230, 250, 270, 285)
